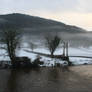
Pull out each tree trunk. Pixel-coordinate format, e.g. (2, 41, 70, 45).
(7, 44, 16, 65)
(63, 42, 65, 56)
(51, 51, 54, 58)
(9, 52, 15, 65)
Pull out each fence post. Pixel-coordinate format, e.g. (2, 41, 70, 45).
(66, 42, 68, 57)
(63, 42, 65, 56)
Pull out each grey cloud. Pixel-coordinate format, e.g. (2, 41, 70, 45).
(0, 0, 92, 14)
(0, 0, 81, 14)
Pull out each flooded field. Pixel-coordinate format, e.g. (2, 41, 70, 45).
(0, 66, 92, 92)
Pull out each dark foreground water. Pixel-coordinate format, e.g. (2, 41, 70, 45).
(0, 67, 92, 92)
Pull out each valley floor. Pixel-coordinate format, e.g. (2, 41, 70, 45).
(0, 43, 92, 66)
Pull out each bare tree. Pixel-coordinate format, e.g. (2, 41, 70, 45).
(1, 28, 21, 65)
(29, 42, 37, 52)
(45, 34, 61, 57)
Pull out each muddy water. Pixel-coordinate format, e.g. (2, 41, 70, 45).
(0, 66, 92, 92)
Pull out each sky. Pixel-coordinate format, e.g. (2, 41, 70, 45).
(0, 0, 92, 31)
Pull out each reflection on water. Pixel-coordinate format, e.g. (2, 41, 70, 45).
(0, 67, 92, 92)
(6, 70, 18, 92)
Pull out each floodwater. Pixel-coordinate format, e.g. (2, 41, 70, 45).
(0, 66, 92, 92)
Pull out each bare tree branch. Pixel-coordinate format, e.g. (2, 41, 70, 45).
(0, 28, 21, 65)
(45, 34, 61, 57)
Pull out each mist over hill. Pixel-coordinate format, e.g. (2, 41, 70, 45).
(0, 13, 92, 47)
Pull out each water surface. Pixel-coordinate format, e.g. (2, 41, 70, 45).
(0, 67, 92, 92)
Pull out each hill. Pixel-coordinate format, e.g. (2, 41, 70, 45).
(0, 13, 86, 33)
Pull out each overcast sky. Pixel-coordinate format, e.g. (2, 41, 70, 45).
(0, 0, 92, 31)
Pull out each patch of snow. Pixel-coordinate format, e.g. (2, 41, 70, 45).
(70, 57, 92, 65)
(39, 56, 68, 67)
(0, 42, 92, 66)
(17, 49, 37, 61)
(0, 48, 10, 61)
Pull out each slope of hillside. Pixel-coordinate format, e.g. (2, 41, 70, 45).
(0, 13, 86, 33)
